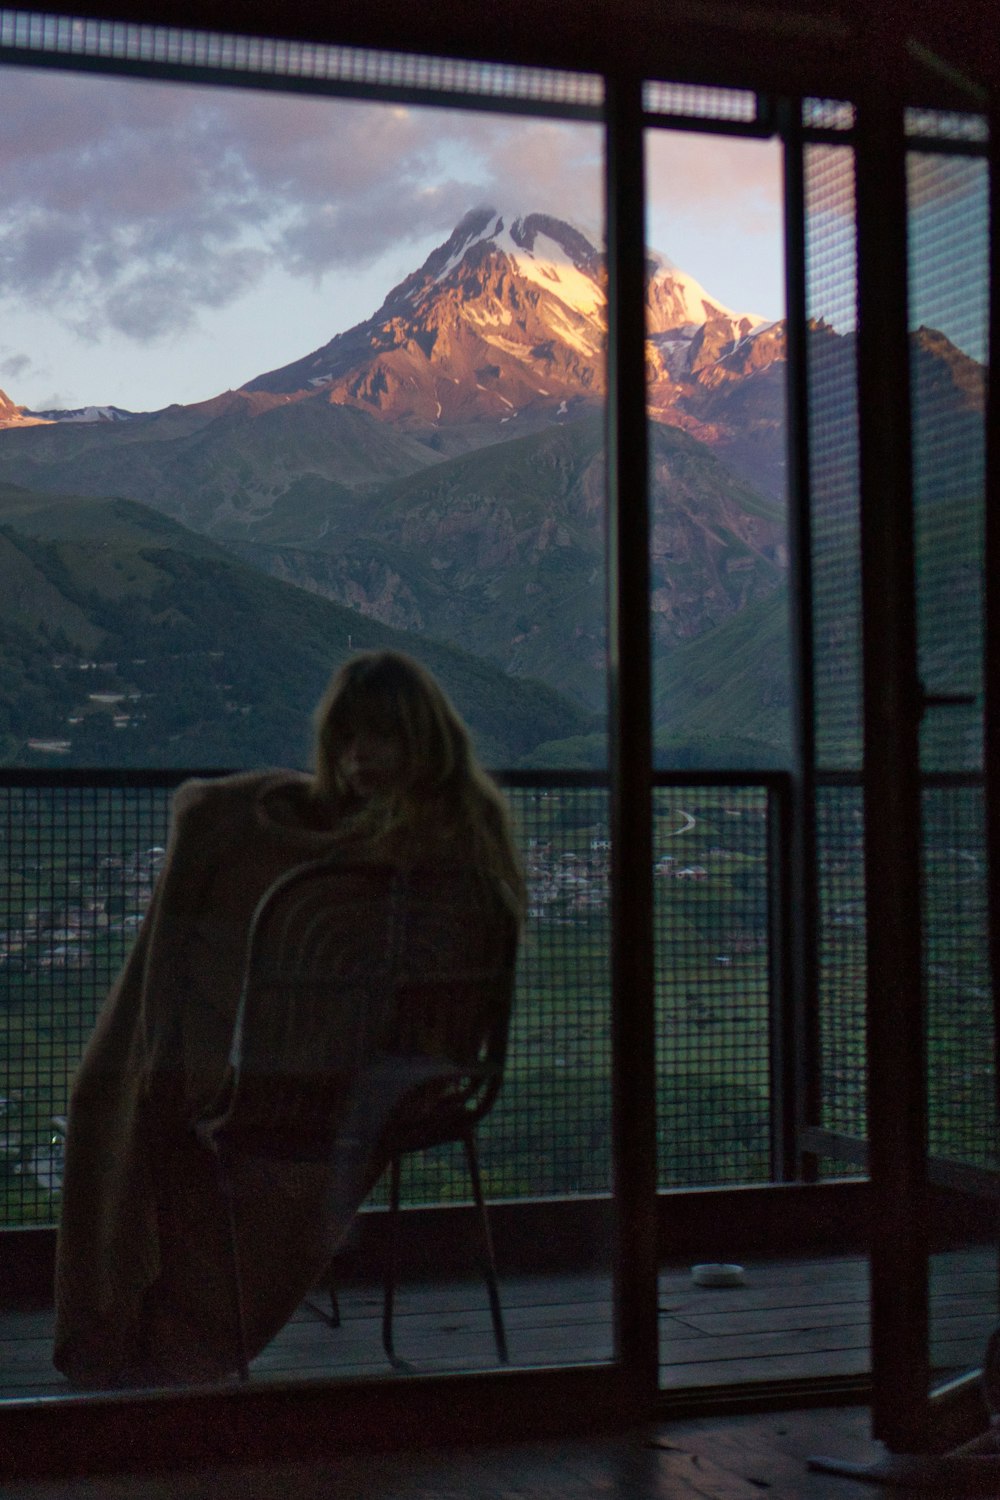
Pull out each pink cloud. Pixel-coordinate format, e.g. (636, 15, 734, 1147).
(0, 63, 601, 343)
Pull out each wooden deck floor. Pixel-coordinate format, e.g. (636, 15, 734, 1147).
(0, 1406, 995, 1499)
(2, 1251, 996, 1400)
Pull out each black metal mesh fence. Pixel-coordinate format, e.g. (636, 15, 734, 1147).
(394, 781, 614, 1205)
(3, 778, 991, 1220)
(923, 783, 995, 1170)
(1, 772, 791, 1226)
(907, 139, 993, 1173)
(804, 142, 862, 772)
(908, 149, 988, 776)
(816, 779, 866, 1141)
(653, 784, 773, 1186)
(813, 777, 993, 1169)
(804, 142, 869, 1166)
(0, 779, 172, 1224)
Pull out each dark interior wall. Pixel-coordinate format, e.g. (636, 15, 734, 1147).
(10, 0, 998, 101)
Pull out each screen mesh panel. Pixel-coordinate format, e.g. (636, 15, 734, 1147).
(816, 780, 866, 1141)
(803, 98, 855, 132)
(653, 783, 773, 1187)
(804, 143, 868, 1164)
(905, 109, 989, 144)
(804, 144, 861, 771)
(394, 781, 613, 1204)
(1, 772, 791, 1226)
(0, 7, 602, 107)
(907, 141, 993, 1182)
(643, 81, 756, 123)
(0, 780, 171, 1225)
(908, 151, 988, 776)
(922, 783, 994, 1170)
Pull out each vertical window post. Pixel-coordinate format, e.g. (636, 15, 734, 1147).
(605, 70, 658, 1401)
(855, 60, 929, 1451)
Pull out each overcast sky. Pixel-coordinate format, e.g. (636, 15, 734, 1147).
(0, 62, 786, 412)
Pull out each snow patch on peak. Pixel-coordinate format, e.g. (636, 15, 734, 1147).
(508, 231, 605, 320)
(26, 404, 138, 424)
(647, 256, 763, 334)
(428, 207, 606, 323)
(429, 206, 756, 334)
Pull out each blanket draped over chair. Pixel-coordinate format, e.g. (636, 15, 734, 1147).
(54, 770, 399, 1388)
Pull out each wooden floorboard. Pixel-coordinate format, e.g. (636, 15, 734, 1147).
(0, 1406, 961, 1498)
(2, 1252, 996, 1399)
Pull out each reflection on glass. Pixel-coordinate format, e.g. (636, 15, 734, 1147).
(0, 42, 612, 1396)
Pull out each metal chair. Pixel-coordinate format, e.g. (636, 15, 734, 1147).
(370, 864, 518, 1370)
(194, 858, 517, 1381)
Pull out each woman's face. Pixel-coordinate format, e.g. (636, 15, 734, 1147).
(338, 728, 404, 799)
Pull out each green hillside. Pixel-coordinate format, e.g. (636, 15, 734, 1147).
(0, 485, 595, 770)
(0, 395, 443, 536)
(653, 588, 792, 767)
(646, 460, 985, 773)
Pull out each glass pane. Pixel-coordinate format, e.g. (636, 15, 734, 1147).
(645, 127, 788, 773)
(907, 145, 997, 1393)
(644, 121, 805, 1390)
(0, 24, 612, 1397)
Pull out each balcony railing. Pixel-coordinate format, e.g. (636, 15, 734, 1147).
(0, 768, 994, 1231)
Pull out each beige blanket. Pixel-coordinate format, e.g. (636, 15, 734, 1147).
(53, 770, 380, 1387)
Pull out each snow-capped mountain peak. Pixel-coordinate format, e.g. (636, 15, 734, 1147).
(419, 207, 605, 320)
(644, 246, 763, 337)
(241, 206, 768, 435)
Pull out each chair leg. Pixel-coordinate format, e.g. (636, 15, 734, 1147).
(214, 1148, 251, 1382)
(462, 1131, 508, 1365)
(382, 1154, 412, 1371)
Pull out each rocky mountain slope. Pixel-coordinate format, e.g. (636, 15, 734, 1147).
(222, 414, 785, 712)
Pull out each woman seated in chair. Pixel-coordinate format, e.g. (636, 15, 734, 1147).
(54, 651, 524, 1388)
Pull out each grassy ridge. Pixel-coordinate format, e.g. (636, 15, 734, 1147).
(653, 589, 791, 768)
(0, 486, 595, 769)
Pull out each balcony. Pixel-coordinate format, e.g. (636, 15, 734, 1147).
(1, 769, 996, 1410)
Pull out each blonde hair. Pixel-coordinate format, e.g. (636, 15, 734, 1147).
(312, 651, 524, 914)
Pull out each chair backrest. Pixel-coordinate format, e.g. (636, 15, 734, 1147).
(375, 863, 519, 1154)
(199, 860, 518, 1164)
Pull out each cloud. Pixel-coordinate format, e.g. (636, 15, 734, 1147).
(0, 349, 33, 381)
(646, 131, 781, 238)
(0, 65, 602, 345)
